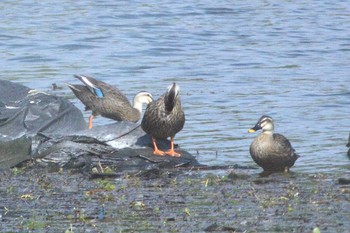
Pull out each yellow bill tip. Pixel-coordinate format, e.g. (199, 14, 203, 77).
(248, 129, 256, 133)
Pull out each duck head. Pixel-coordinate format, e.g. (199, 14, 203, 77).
(248, 115, 274, 133)
(133, 91, 153, 109)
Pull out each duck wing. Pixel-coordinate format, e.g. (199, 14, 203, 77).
(74, 75, 131, 105)
(272, 133, 297, 158)
(142, 92, 185, 139)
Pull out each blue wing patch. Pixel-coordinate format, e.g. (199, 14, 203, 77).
(93, 87, 104, 98)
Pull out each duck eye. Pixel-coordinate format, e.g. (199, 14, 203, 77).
(260, 119, 270, 127)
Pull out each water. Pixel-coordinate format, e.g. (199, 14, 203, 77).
(1, 0, 349, 173)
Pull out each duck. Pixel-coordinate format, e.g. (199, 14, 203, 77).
(141, 83, 185, 157)
(68, 75, 153, 129)
(248, 115, 300, 172)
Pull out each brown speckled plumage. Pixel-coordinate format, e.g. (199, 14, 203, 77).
(68, 75, 152, 128)
(249, 115, 299, 172)
(141, 83, 185, 156)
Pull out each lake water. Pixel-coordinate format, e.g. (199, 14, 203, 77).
(1, 0, 349, 174)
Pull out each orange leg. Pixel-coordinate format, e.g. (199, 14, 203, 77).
(152, 137, 165, 156)
(88, 115, 94, 129)
(165, 137, 181, 157)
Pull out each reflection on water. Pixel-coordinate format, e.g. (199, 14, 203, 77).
(1, 0, 349, 173)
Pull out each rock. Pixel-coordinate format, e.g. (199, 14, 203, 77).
(0, 80, 200, 171)
(0, 136, 31, 170)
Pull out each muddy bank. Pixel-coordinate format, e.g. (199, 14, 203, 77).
(0, 164, 349, 233)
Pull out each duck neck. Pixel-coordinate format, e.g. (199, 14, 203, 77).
(262, 130, 274, 137)
(132, 99, 143, 115)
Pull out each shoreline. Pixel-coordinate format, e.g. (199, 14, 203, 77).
(1, 164, 349, 232)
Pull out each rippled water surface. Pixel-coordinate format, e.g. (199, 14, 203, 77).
(1, 0, 350, 173)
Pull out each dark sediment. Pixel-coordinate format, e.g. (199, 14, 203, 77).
(0, 165, 349, 233)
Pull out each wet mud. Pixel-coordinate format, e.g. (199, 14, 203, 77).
(0, 163, 349, 233)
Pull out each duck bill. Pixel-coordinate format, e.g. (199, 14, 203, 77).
(248, 125, 261, 133)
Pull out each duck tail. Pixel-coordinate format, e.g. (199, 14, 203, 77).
(74, 75, 104, 98)
(164, 83, 178, 112)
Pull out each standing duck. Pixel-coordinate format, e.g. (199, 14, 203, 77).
(141, 83, 185, 157)
(68, 75, 153, 129)
(248, 115, 300, 172)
